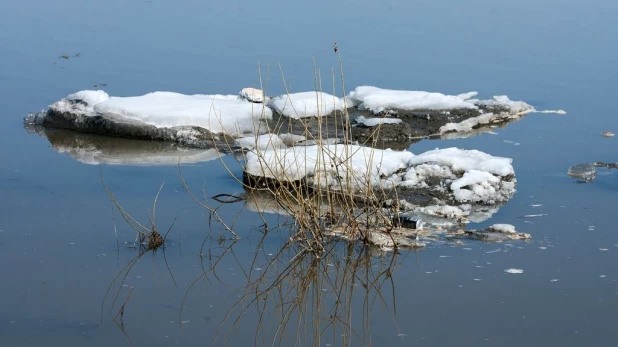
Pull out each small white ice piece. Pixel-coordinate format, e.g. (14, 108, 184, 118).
(504, 268, 524, 274)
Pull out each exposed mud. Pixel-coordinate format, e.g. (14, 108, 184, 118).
(25, 109, 233, 150)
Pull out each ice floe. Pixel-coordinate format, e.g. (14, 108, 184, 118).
(27, 86, 547, 149)
(567, 162, 617, 182)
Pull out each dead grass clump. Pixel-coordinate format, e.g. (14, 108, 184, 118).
(207, 51, 406, 254)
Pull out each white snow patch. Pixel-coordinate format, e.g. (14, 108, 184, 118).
(451, 170, 501, 203)
(488, 224, 516, 234)
(356, 116, 402, 127)
(268, 92, 346, 119)
(246, 145, 515, 204)
(50, 90, 110, 116)
(408, 148, 514, 177)
(479, 95, 533, 114)
(278, 133, 306, 146)
(236, 134, 287, 150)
(90, 92, 272, 137)
(347, 86, 478, 113)
(239, 88, 266, 103)
(245, 145, 414, 191)
(440, 113, 496, 134)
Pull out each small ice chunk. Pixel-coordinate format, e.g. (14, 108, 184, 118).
(602, 131, 615, 137)
(278, 133, 306, 146)
(523, 214, 548, 218)
(488, 224, 516, 234)
(504, 268, 524, 274)
(567, 163, 596, 181)
(239, 88, 265, 103)
(480, 95, 534, 114)
(534, 109, 567, 114)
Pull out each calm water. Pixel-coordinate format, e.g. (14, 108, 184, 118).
(1, 0, 617, 346)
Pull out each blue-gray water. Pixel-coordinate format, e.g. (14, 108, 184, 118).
(1, 0, 617, 346)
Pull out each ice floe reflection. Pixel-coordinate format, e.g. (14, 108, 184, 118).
(25, 125, 223, 166)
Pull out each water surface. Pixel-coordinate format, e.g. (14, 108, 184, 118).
(1, 0, 617, 346)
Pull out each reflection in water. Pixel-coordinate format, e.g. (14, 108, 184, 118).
(242, 188, 506, 245)
(208, 240, 403, 346)
(100, 161, 525, 345)
(25, 125, 222, 165)
(102, 183, 405, 346)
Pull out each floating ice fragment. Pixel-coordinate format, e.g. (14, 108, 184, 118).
(601, 131, 615, 137)
(534, 109, 567, 114)
(599, 248, 609, 251)
(522, 214, 548, 218)
(567, 163, 596, 181)
(488, 224, 516, 234)
(530, 204, 543, 207)
(504, 268, 524, 274)
(180, 320, 191, 324)
(550, 279, 560, 282)
(599, 275, 607, 278)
